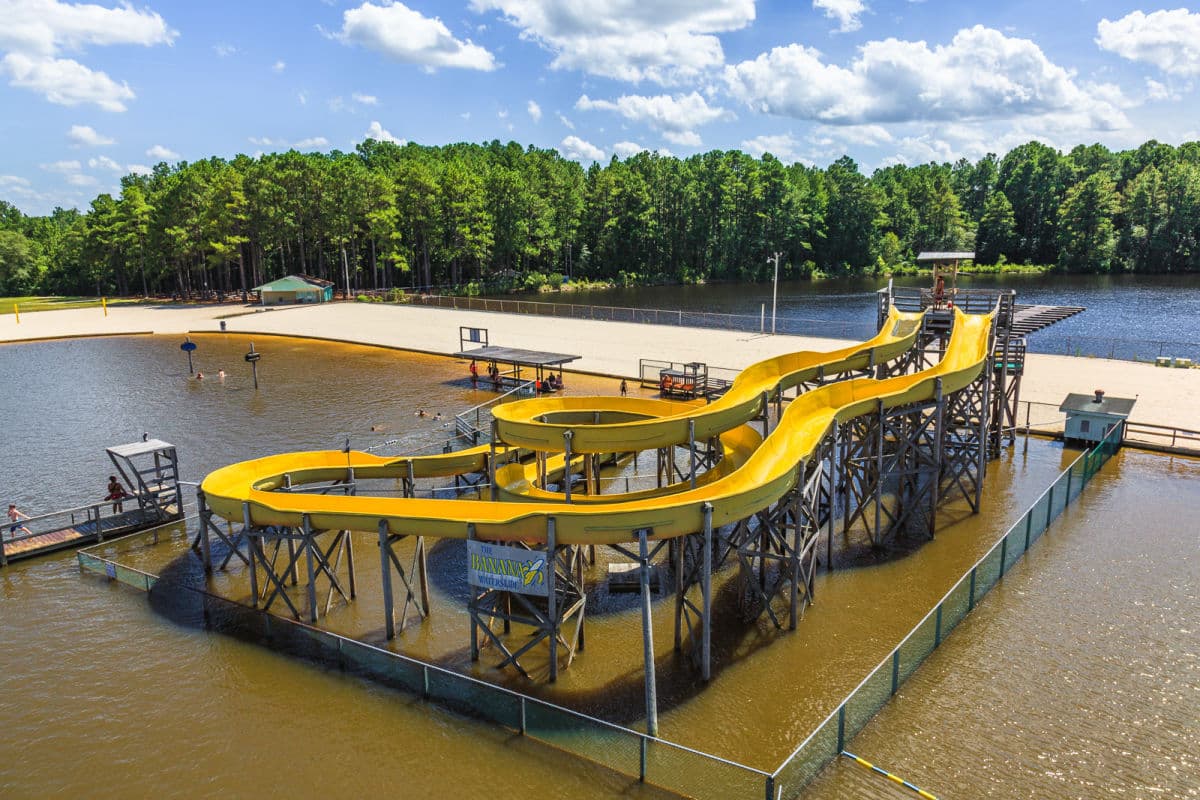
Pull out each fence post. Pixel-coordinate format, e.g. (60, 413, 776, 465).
(520, 697, 526, 735)
(1046, 485, 1055, 529)
(891, 649, 900, 694)
(968, 568, 976, 611)
(999, 537, 1008, 579)
(639, 737, 647, 782)
(1024, 512, 1032, 551)
(836, 704, 846, 751)
(934, 605, 943, 647)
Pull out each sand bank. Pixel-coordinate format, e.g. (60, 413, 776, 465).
(3, 301, 1196, 430)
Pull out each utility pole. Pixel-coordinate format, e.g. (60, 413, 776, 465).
(769, 251, 783, 334)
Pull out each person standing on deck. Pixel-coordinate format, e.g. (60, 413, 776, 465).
(106, 476, 129, 513)
(7, 504, 31, 539)
(620, 379, 628, 397)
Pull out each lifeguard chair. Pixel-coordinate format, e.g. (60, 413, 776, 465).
(105, 439, 183, 523)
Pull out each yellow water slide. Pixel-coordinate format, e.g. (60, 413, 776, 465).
(201, 308, 993, 546)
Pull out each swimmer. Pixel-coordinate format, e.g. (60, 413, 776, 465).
(196, 371, 204, 380)
(415, 409, 427, 418)
(218, 369, 226, 381)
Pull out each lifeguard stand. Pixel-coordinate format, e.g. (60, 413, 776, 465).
(659, 362, 709, 399)
(106, 439, 183, 522)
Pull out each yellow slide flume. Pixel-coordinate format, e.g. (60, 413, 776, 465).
(201, 309, 992, 545)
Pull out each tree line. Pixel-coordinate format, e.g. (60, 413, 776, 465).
(1, 137, 1199, 298)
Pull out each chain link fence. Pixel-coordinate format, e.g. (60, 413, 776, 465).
(768, 424, 1123, 797)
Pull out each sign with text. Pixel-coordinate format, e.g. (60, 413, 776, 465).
(467, 541, 548, 596)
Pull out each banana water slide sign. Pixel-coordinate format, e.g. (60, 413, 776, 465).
(467, 541, 548, 596)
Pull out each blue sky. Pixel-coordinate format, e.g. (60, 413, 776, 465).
(2, 0, 1199, 214)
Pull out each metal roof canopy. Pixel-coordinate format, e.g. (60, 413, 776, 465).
(455, 345, 581, 367)
(917, 251, 976, 261)
(107, 439, 175, 458)
(1059, 393, 1137, 417)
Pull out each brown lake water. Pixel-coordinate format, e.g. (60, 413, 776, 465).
(0, 333, 1194, 798)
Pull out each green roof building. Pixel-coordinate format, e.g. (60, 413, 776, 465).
(253, 275, 334, 305)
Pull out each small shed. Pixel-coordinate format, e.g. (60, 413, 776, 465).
(254, 275, 334, 305)
(1059, 390, 1135, 444)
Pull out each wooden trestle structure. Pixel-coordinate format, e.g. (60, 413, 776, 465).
(192, 299, 1026, 736)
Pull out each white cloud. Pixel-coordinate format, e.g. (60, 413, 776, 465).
(363, 120, 404, 144)
(576, 91, 731, 145)
(0, 0, 174, 111)
(1097, 9, 1200, 77)
(126, 163, 152, 176)
(1144, 78, 1177, 102)
(472, 0, 754, 85)
(497, 108, 508, 118)
(214, 43, 236, 57)
(65, 171, 96, 186)
(815, 123, 893, 146)
(813, 0, 866, 33)
(249, 134, 330, 151)
(272, 60, 286, 73)
(664, 130, 702, 147)
(88, 155, 121, 171)
(725, 26, 1128, 131)
(742, 133, 800, 161)
(146, 144, 179, 160)
(41, 159, 82, 173)
(3, 53, 134, 111)
(0, 175, 31, 187)
(613, 141, 645, 158)
(335, 1, 497, 71)
(558, 135, 605, 162)
(527, 99, 542, 122)
(0, 0, 175, 56)
(298, 91, 308, 105)
(556, 112, 574, 129)
(353, 91, 378, 105)
(67, 123, 114, 146)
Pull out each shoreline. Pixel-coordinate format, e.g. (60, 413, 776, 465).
(3, 301, 1197, 431)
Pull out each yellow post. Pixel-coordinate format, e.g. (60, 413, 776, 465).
(102, 296, 108, 316)
(13, 303, 18, 324)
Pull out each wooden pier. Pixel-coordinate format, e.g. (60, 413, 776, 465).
(1, 439, 183, 566)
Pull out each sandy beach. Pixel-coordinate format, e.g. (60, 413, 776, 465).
(3, 300, 1197, 431)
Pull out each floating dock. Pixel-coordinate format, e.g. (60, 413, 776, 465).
(1, 439, 183, 566)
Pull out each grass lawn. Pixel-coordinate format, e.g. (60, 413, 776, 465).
(0, 296, 147, 314)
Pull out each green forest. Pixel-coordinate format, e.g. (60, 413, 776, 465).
(2, 137, 1199, 299)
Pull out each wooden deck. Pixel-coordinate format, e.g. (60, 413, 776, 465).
(1010, 304, 1086, 337)
(1, 506, 178, 565)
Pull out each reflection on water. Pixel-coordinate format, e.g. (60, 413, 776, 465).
(503, 272, 1200, 356)
(1, 335, 1192, 798)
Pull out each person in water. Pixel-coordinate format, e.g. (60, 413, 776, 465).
(195, 371, 204, 380)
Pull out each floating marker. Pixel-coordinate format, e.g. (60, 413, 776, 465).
(181, 337, 197, 375)
(840, 751, 938, 800)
